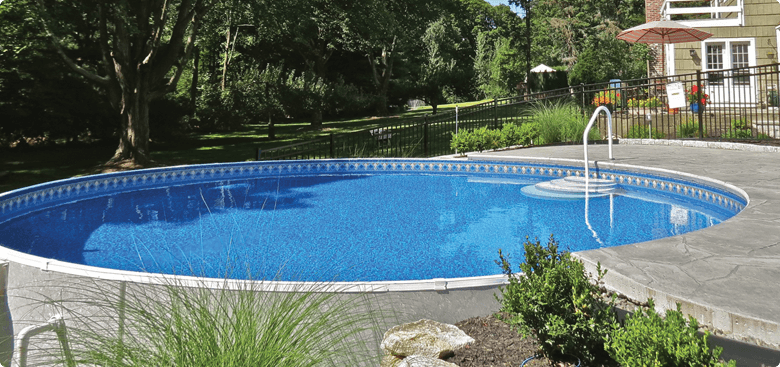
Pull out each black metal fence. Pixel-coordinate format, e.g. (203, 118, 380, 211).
(257, 63, 780, 161)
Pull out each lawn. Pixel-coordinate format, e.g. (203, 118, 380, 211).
(0, 100, 491, 194)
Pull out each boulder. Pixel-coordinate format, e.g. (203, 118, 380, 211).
(380, 354, 404, 367)
(398, 355, 460, 367)
(380, 319, 474, 359)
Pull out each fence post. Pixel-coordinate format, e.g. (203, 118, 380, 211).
(696, 70, 704, 139)
(424, 117, 429, 156)
(329, 133, 334, 158)
(493, 99, 498, 129)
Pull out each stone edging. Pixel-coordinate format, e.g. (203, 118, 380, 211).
(619, 138, 780, 153)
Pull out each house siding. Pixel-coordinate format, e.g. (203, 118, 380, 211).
(672, 0, 780, 76)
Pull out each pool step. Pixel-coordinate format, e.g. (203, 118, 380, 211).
(521, 176, 623, 199)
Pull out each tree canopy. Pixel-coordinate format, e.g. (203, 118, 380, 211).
(0, 0, 648, 157)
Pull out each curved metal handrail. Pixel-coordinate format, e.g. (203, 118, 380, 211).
(583, 106, 614, 180)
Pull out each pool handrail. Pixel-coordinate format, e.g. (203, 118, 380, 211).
(583, 106, 614, 181)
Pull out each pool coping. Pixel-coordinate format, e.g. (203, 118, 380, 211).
(469, 140, 780, 349)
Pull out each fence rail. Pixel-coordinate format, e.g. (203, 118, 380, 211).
(257, 63, 780, 161)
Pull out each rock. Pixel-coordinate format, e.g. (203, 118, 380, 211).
(398, 355, 460, 367)
(380, 354, 405, 367)
(381, 319, 474, 359)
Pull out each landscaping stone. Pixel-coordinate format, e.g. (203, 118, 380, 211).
(398, 355, 460, 367)
(381, 319, 474, 359)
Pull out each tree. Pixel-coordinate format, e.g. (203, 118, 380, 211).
(415, 17, 465, 115)
(509, 0, 533, 90)
(362, 0, 444, 115)
(35, 0, 208, 165)
(0, 0, 115, 146)
(276, 0, 382, 127)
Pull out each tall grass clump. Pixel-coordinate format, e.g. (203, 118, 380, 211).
(38, 277, 390, 367)
(530, 100, 600, 145)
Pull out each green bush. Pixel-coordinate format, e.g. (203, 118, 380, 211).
(720, 119, 753, 139)
(626, 124, 665, 139)
(605, 300, 735, 367)
(500, 123, 522, 147)
(450, 122, 539, 154)
(450, 131, 469, 155)
(485, 127, 503, 150)
(677, 120, 706, 138)
(517, 122, 540, 146)
(496, 236, 616, 365)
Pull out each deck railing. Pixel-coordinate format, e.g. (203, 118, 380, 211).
(256, 63, 780, 161)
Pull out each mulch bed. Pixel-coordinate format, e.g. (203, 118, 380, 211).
(446, 313, 550, 367)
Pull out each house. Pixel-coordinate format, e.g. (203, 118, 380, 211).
(646, 0, 780, 107)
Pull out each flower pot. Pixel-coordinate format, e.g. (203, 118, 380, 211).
(690, 102, 705, 113)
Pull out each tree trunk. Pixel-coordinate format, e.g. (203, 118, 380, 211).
(190, 46, 200, 116)
(376, 95, 389, 116)
(431, 104, 438, 115)
(311, 109, 323, 128)
(268, 113, 275, 140)
(111, 80, 151, 165)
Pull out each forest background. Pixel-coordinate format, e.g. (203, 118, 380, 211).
(0, 0, 649, 165)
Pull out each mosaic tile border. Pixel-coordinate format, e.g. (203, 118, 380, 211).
(0, 159, 746, 220)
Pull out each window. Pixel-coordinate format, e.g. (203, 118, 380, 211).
(706, 43, 725, 85)
(732, 42, 750, 86)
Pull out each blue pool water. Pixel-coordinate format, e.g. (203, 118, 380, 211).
(0, 165, 741, 282)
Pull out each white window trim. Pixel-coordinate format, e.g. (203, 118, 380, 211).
(666, 44, 676, 76)
(700, 38, 757, 107)
(776, 26, 780, 64)
(700, 38, 756, 72)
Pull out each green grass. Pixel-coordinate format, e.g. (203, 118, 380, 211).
(0, 102, 488, 194)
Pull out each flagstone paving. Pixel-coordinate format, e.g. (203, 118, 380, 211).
(470, 140, 780, 348)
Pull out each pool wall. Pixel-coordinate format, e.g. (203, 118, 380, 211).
(0, 158, 750, 363)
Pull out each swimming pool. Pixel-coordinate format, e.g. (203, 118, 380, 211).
(0, 159, 745, 286)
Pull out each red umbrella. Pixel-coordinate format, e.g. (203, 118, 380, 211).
(617, 20, 712, 76)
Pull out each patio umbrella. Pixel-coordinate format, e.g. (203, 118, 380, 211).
(530, 64, 556, 73)
(617, 20, 712, 76)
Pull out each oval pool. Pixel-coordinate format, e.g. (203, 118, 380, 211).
(0, 159, 746, 285)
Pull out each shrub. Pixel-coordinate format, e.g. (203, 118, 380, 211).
(485, 127, 503, 150)
(605, 300, 735, 367)
(450, 122, 539, 154)
(500, 123, 522, 147)
(450, 131, 468, 155)
(472, 126, 489, 152)
(720, 119, 752, 139)
(517, 122, 539, 146)
(626, 124, 665, 139)
(496, 236, 616, 365)
(677, 120, 706, 138)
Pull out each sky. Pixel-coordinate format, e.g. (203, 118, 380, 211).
(484, 0, 525, 16)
